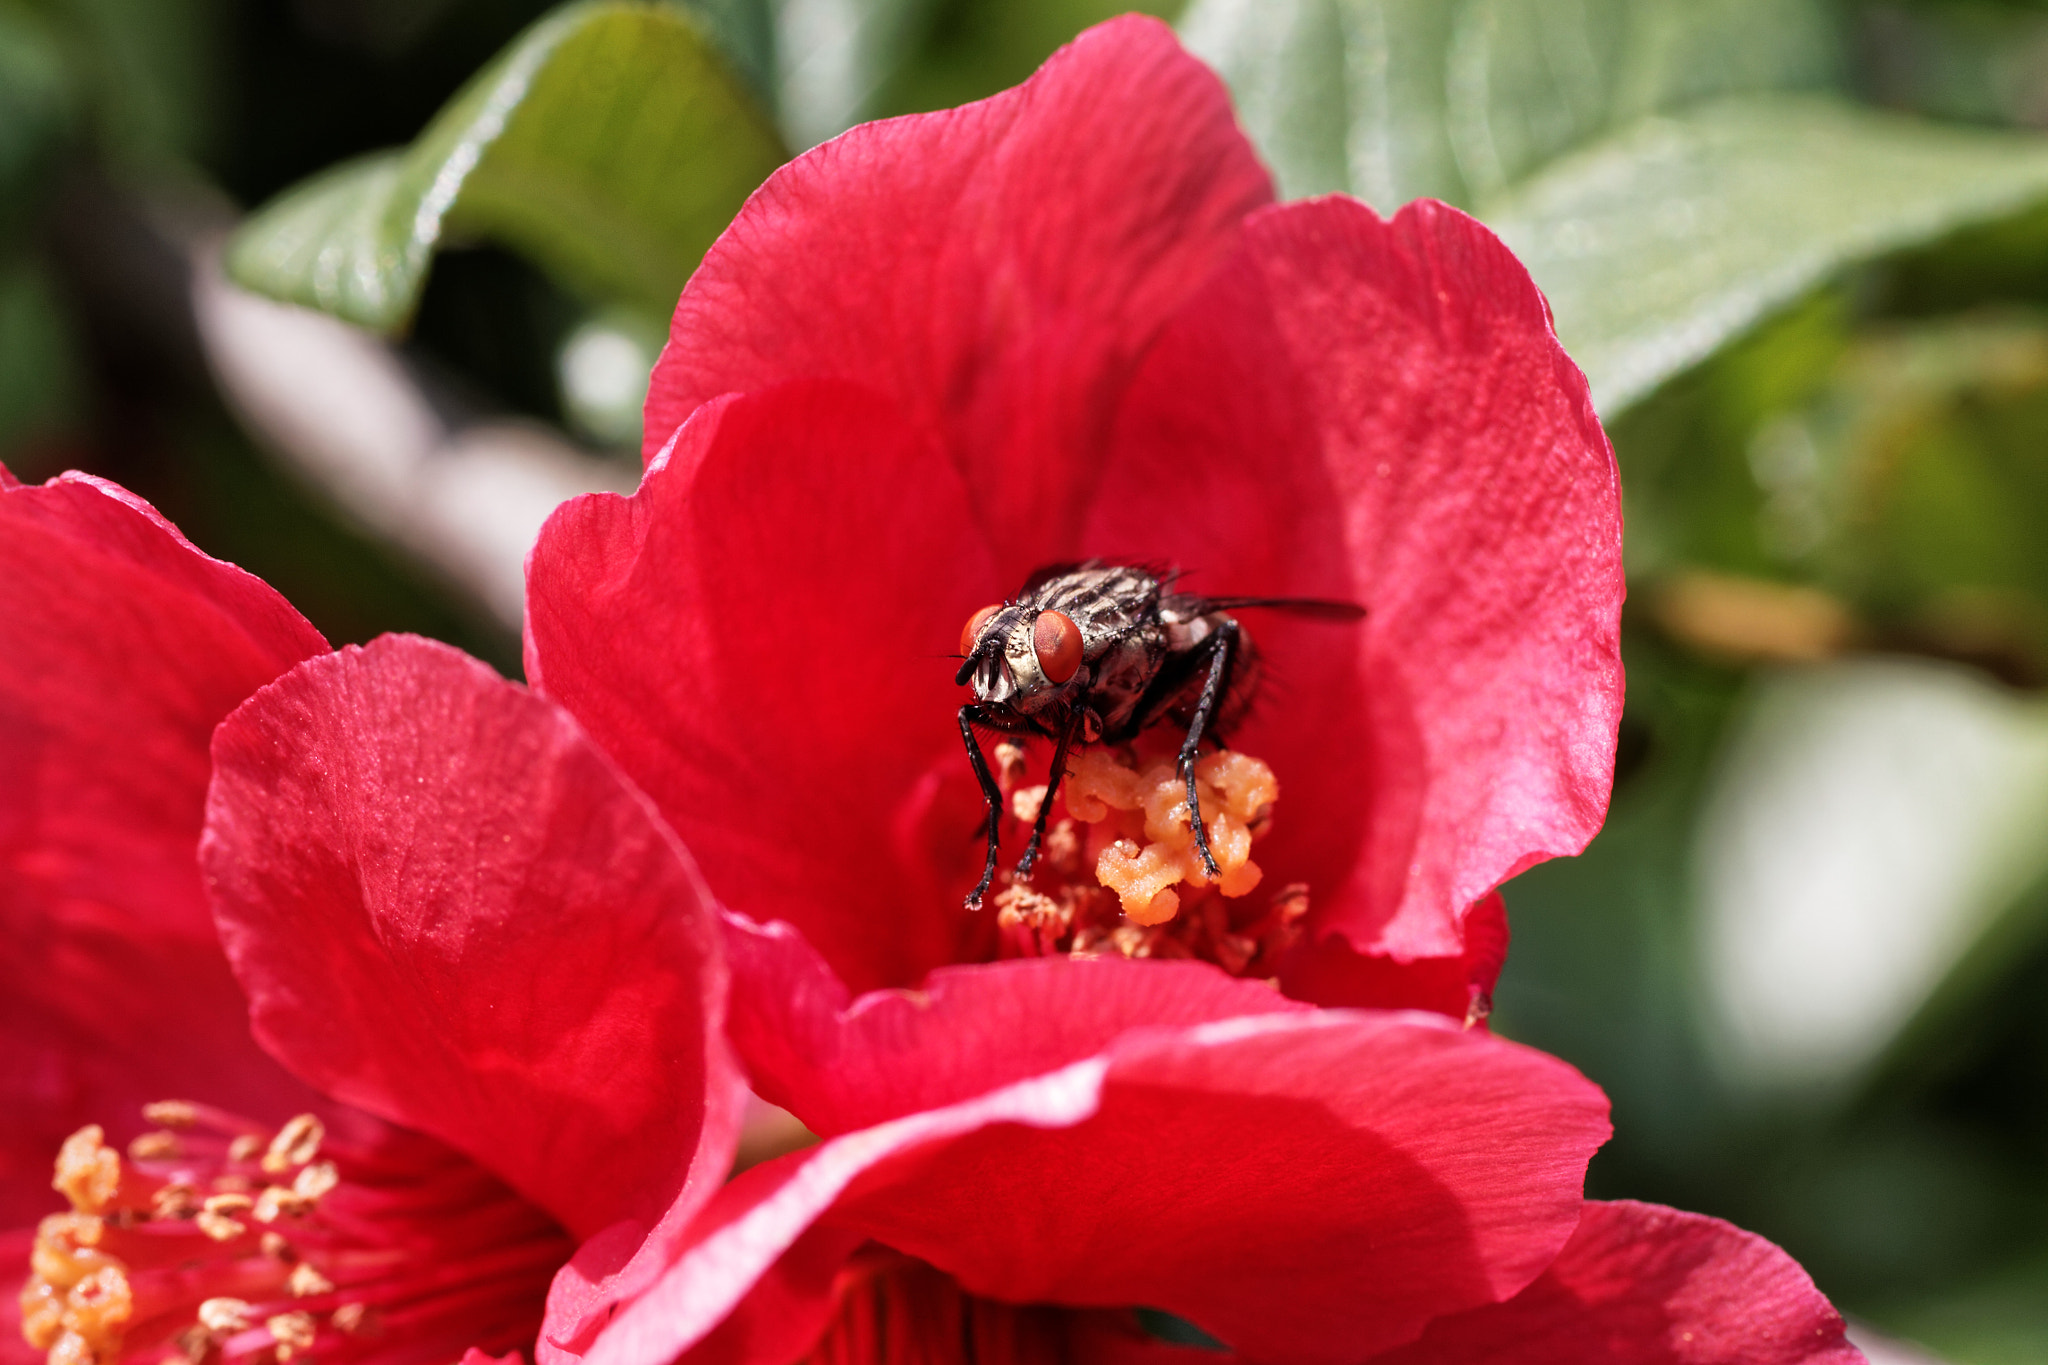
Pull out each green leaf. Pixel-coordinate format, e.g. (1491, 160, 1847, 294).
(1180, 0, 2048, 418)
(1179, 0, 1836, 208)
(865, 0, 1180, 133)
(1179, 0, 1445, 203)
(680, 0, 776, 107)
(1447, 0, 1836, 199)
(1489, 96, 2048, 416)
(226, 1, 788, 334)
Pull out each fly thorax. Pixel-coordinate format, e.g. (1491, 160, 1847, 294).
(1087, 634, 1162, 735)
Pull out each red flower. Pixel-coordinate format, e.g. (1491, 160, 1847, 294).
(1, 471, 737, 1365)
(520, 15, 1857, 1365)
(529, 20, 1618, 1017)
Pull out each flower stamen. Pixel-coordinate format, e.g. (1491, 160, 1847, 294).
(19, 1107, 569, 1365)
(988, 742, 1309, 980)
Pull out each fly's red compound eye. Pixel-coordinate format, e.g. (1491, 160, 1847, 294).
(960, 604, 1000, 657)
(1032, 610, 1082, 683)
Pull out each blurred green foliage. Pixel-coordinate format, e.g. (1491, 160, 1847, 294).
(228, 3, 788, 334)
(9, 1, 2048, 1361)
(1173, 2, 2048, 1357)
(1463, 11, 2048, 1358)
(874, 0, 1179, 117)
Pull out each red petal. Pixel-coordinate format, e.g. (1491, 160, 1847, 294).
(0, 470, 331, 1223)
(0, 469, 326, 941)
(2, 1226, 40, 1365)
(203, 635, 742, 1241)
(1283, 892, 1509, 1022)
(563, 1012, 1609, 1365)
(1091, 199, 1624, 963)
(721, 911, 1306, 1135)
(0, 926, 351, 1228)
(1065, 1317, 1230, 1365)
(549, 1191, 1225, 1365)
(641, 15, 1271, 574)
(527, 382, 1000, 994)
(699, 1249, 1228, 1365)
(1366, 1201, 1864, 1364)
(544, 40, 1619, 989)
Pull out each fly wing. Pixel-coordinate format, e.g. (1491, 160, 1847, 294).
(1196, 596, 1368, 621)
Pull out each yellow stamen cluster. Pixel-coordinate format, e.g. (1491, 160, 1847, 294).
(23, 1130, 132, 1365)
(19, 1111, 358, 1365)
(21, 1212, 120, 1365)
(1061, 747, 1275, 924)
(987, 741, 1309, 979)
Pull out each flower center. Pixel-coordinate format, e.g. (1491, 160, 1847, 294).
(19, 1104, 571, 1365)
(801, 1247, 1202, 1363)
(986, 740, 1309, 979)
(799, 1246, 1063, 1364)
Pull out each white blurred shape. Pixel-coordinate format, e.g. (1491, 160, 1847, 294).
(775, 0, 862, 147)
(421, 422, 631, 624)
(1847, 1322, 1952, 1365)
(773, 0, 928, 148)
(1698, 658, 2048, 1088)
(194, 256, 442, 511)
(557, 317, 656, 449)
(191, 245, 633, 629)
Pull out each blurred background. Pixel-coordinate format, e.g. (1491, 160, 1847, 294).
(4, 0, 2047, 1359)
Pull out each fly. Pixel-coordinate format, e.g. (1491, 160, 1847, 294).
(954, 562, 1366, 910)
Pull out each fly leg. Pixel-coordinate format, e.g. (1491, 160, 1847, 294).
(1178, 620, 1240, 881)
(1015, 710, 1079, 881)
(960, 705, 1007, 910)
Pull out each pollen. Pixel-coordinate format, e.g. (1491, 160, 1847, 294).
(53, 1128, 121, 1215)
(267, 1311, 317, 1360)
(1093, 839, 1182, 926)
(986, 741, 1310, 980)
(128, 1133, 178, 1163)
(287, 1264, 334, 1299)
(1065, 747, 1272, 919)
(22, 1220, 133, 1365)
(263, 1116, 324, 1174)
(141, 1102, 198, 1129)
(18, 1105, 568, 1365)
